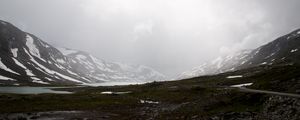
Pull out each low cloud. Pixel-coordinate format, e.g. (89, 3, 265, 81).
(0, 0, 300, 76)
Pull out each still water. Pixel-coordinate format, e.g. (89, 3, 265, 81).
(0, 87, 73, 94)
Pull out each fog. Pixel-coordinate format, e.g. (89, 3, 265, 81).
(1, 0, 300, 77)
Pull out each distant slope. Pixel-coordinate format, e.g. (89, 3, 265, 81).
(58, 47, 166, 83)
(0, 20, 165, 85)
(179, 29, 300, 79)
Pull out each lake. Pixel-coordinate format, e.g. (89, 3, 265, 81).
(0, 82, 148, 94)
(0, 87, 73, 94)
(82, 82, 146, 87)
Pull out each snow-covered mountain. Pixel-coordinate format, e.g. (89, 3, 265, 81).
(58, 47, 166, 83)
(178, 50, 252, 79)
(0, 20, 165, 85)
(179, 29, 300, 79)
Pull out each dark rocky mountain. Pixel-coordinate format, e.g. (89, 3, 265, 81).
(179, 29, 300, 79)
(0, 20, 165, 85)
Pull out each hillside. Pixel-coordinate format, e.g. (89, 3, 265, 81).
(0, 20, 165, 85)
(179, 29, 300, 79)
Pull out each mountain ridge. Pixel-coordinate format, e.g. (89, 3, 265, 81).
(0, 20, 166, 85)
(179, 28, 300, 79)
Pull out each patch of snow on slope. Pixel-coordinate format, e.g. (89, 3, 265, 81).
(32, 77, 49, 84)
(32, 80, 49, 84)
(212, 57, 223, 69)
(254, 48, 261, 55)
(100, 91, 132, 95)
(56, 59, 66, 64)
(31, 77, 40, 80)
(290, 49, 298, 53)
(39, 41, 50, 48)
(260, 62, 267, 65)
(178, 63, 207, 79)
(90, 55, 101, 64)
(140, 99, 159, 104)
(45, 77, 54, 81)
(11, 48, 18, 57)
(226, 75, 243, 79)
(76, 55, 87, 60)
(0, 75, 14, 81)
(55, 64, 65, 69)
(57, 47, 78, 55)
(271, 59, 276, 62)
(67, 70, 79, 76)
(230, 83, 253, 88)
(54, 71, 84, 83)
(265, 53, 275, 59)
(241, 61, 247, 65)
(90, 76, 109, 82)
(0, 58, 20, 75)
(12, 58, 34, 76)
(26, 34, 41, 58)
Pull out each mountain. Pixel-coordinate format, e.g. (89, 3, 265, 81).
(0, 20, 165, 85)
(179, 29, 300, 79)
(57, 47, 166, 83)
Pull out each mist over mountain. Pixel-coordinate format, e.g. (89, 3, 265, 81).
(0, 20, 165, 85)
(2, 0, 300, 77)
(179, 29, 300, 79)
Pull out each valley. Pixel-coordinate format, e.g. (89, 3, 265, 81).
(0, 63, 299, 119)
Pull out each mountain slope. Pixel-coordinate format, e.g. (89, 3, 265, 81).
(0, 20, 165, 85)
(58, 47, 166, 83)
(179, 29, 300, 79)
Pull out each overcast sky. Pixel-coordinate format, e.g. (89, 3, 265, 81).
(1, 0, 300, 77)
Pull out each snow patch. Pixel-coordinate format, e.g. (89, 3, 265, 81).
(212, 57, 223, 69)
(0, 75, 14, 81)
(226, 75, 243, 79)
(254, 49, 260, 55)
(100, 91, 132, 95)
(67, 70, 79, 76)
(26, 34, 41, 58)
(265, 53, 275, 59)
(230, 83, 253, 88)
(40, 41, 50, 48)
(56, 59, 66, 64)
(55, 72, 84, 83)
(260, 62, 267, 65)
(55, 64, 65, 69)
(44, 77, 54, 81)
(32, 77, 50, 84)
(0, 58, 20, 75)
(140, 99, 159, 104)
(11, 48, 18, 58)
(76, 55, 87, 60)
(57, 48, 78, 55)
(13, 83, 20, 86)
(271, 59, 276, 62)
(290, 49, 298, 53)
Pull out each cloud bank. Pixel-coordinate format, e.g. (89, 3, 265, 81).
(1, 0, 300, 77)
